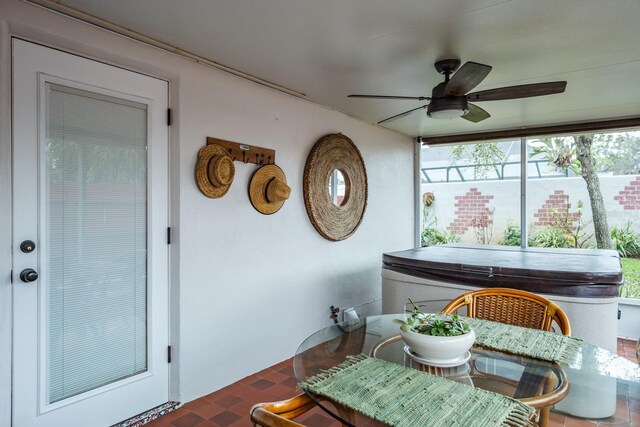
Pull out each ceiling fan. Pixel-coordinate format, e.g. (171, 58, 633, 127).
(348, 59, 567, 124)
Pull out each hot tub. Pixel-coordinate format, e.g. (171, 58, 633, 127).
(382, 243, 621, 350)
(382, 244, 623, 418)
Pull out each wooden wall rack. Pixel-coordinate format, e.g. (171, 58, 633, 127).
(207, 137, 276, 166)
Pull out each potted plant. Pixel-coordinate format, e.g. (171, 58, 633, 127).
(394, 299, 475, 363)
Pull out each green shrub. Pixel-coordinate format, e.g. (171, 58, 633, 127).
(529, 228, 571, 248)
(611, 225, 640, 258)
(421, 228, 461, 247)
(499, 224, 522, 246)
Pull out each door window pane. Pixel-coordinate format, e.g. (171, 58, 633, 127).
(45, 83, 148, 402)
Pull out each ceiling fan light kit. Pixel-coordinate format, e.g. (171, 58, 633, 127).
(427, 97, 468, 119)
(349, 58, 567, 125)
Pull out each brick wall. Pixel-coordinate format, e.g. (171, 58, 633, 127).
(614, 176, 640, 210)
(447, 187, 494, 234)
(533, 190, 581, 228)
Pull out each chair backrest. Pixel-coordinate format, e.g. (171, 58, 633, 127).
(250, 393, 315, 427)
(441, 287, 571, 336)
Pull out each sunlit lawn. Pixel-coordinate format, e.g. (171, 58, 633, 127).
(620, 257, 640, 299)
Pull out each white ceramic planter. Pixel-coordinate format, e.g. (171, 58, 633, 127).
(399, 328, 476, 361)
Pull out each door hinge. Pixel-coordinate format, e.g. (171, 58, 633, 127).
(167, 227, 172, 245)
(168, 345, 172, 363)
(167, 108, 172, 126)
(618, 309, 622, 319)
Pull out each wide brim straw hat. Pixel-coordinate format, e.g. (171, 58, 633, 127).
(196, 144, 235, 198)
(249, 164, 291, 215)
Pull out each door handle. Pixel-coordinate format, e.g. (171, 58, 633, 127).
(20, 268, 38, 283)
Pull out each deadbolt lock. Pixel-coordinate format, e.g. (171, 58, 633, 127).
(20, 240, 36, 253)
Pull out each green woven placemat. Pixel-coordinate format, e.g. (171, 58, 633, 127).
(300, 354, 535, 427)
(468, 318, 583, 364)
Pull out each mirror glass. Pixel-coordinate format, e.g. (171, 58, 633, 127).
(329, 169, 348, 206)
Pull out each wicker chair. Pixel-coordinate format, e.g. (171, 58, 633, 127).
(442, 288, 571, 427)
(250, 393, 315, 427)
(441, 287, 571, 336)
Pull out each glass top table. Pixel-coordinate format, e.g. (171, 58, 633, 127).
(293, 314, 640, 426)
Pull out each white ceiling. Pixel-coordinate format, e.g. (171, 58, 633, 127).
(55, 0, 640, 138)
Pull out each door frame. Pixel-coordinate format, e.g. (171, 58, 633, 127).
(0, 22, 14, 427)
(1, 32, 178, 426)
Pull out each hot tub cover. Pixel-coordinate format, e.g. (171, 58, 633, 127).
(383, 244, 622, 297)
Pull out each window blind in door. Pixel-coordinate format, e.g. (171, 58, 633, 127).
(45, 83, 148, 403)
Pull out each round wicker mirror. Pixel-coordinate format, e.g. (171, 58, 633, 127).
(303, 133, 367, 241)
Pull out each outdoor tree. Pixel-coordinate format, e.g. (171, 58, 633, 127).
(591, 132, 640, 175)
(574, 134, 612, 249)
(450, 143, 504, 180)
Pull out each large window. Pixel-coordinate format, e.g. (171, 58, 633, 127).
(419, 130, 640, 299)
(420, 140, 521, 247)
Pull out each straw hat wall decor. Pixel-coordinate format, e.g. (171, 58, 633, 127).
(303, 133, 368, 241)
(196, 144, 236, 198)
(249, 164, 291, 215)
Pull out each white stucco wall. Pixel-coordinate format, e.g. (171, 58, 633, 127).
(0, 0, 414, 414)
(420, 176, 640, 245)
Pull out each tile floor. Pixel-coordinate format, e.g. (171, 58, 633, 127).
(145, 339, 639, 427)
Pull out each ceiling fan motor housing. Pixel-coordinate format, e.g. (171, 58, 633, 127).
(428, 81, 468, 119)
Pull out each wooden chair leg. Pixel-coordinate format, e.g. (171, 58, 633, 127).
(250, 393, 316, 427)
(538, 406, 550, 427)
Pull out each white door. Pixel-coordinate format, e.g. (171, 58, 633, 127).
(12, 39, 169, 427)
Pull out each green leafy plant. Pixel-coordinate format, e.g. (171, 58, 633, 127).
(393, 299, 471, 337)
(528, 137, 581, 174)
(548, 200, 592, 248)
(611, 225, 640, 258)
(419, 187, 453, 248)
(499, 224, 522, 246)
(529, 228, 571, 248)
(566, 201, 593, 249)
(421, 227, 461, 247)
(533, 198, 593, 249)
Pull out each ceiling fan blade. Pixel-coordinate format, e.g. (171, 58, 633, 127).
(467, 81, 567, 101)
(377, 105, 428, 124)
(348, 94, 429, 101)
(462, 103, 491, 123)
(445, 61, 492, 96)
